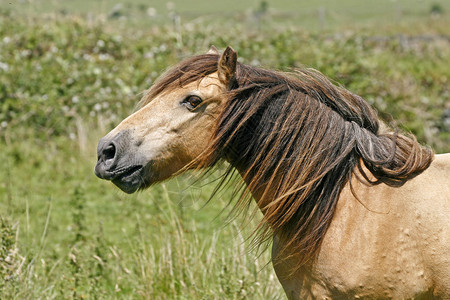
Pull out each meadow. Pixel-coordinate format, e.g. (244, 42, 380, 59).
(0, 1, 449, 299)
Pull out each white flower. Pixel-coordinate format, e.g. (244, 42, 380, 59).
(83, 53, 93, 61)
(122, 86, 131, 95)
(94, 103, 102, 111)
(21, 49, 31, 57)
(97, 39, 105, 48)
(166, 2, 175, 11)
(0, 62, 9, 71)
(144, 51, 154, 59)
(250, 59, 260, 66)
(147, 7, 157, 17)
(99, 53, 111, 61)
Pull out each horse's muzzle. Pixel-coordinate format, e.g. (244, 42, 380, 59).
(94, 131, 144, 193)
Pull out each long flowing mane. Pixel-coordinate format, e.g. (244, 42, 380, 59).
(142, 54, 434, 268)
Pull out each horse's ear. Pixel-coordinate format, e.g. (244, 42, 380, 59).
(207, 45, 219, 55)
(218, 46, 237, 87)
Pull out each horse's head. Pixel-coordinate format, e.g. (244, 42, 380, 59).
(94, 46, 237, 193)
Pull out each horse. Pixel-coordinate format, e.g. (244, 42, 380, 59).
(95, 46, 450, 299)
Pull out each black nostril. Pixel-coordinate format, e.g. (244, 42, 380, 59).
(96, 131, 130, 177)
(95, 139, 120, 178)
(103, 144, 116, 161)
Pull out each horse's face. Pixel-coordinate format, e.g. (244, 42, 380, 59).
(94, 47, 237, 193)
(95, 73, 225, 193)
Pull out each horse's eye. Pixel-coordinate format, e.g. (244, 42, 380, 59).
(183, 95, 203, 110)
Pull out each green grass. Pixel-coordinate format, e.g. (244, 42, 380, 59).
(0, 3, 449, 299)
(9, 0, 450, 31)
(0, 136, 281, 299)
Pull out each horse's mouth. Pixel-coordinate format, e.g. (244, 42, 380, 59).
(109, 165, 144, 194)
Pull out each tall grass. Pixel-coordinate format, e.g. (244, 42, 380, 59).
(0, 135, 283, 299)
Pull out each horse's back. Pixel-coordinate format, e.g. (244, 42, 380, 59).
(406, 152, 449, 215)
(431, 152, 450, 177)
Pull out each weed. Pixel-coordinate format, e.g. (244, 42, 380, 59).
(0, 217, 23, 298)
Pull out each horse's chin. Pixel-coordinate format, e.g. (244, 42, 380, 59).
(113, 167, 161, 194)
(112, 178, 141, 194)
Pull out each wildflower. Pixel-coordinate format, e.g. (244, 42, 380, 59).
(97, 39, 106, 48)
(0, 62, 9, 71)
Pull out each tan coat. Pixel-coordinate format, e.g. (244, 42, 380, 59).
(273, 154, 450, 299)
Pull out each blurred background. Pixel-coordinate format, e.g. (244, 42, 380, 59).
(0, 0, 449, 298)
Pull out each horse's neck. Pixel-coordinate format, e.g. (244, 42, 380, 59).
(235, 168, 281, 214)
(235, 161, 378, 231)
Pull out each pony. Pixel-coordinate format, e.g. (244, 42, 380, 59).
(95, 46, 450, 299)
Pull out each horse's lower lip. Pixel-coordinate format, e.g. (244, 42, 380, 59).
(112, 165, 143, 180)
(110, 165, 144, 194)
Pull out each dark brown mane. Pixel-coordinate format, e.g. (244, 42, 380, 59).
(143, 53, 434, 269)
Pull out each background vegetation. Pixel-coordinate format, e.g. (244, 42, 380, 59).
(0, 0, 449, 298)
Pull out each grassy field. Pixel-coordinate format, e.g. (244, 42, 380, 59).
(13, 0, 450, 15)
(9, 0, 450, 30)
(0, 1, 449, 299)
